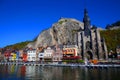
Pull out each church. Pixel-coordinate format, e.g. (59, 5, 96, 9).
(74, 9, 108, 60)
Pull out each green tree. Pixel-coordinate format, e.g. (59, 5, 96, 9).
(100, 29, 120, 52)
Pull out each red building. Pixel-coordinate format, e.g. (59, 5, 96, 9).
(22, 53, 27, 62)
(4, 50, 11, 61)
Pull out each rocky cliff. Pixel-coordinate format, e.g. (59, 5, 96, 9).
(27, 18, 84, 48)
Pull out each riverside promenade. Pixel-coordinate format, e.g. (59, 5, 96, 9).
(0, 62, 120, 68)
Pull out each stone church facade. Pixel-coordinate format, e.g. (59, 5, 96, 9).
(74, 9, 108, 60)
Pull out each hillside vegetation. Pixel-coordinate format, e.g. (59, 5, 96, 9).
(100, 28, 120, 52)
(5, 41, 31, 49)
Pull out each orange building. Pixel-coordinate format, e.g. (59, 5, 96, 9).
(63, 47, 80, 60)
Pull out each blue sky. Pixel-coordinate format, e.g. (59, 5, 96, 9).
(0, 0, 120, 48)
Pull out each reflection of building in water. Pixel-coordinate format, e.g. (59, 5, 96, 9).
(3, 65, 9, 75)
(37, 67, 52, 79)
(52, 67, 63, 79)
(10, 65, 15, 73)
(26, 66, 36, 77)
(62, 67, 83, 80)
(20, 65, 26, 76)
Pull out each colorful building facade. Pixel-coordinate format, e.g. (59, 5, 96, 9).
(62, 45, 80, 60)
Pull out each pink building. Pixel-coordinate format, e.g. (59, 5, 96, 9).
(52, 45, 63, 63)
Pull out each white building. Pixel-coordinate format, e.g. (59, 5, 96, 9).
(27, 49, 36, 61)
(44, 47, 54, 62)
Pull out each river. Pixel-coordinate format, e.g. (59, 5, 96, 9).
(0, 65, 120, 80)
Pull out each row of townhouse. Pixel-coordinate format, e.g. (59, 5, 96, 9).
(26, 44, 81, 62)
(2, 49, 20, 62)
(27, 45, 63, 62)
(0, 44, 81, 62)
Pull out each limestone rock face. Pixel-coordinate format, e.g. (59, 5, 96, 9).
(27, 18, 84, 48)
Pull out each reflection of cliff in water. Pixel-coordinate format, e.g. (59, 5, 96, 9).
(0, 65, 120, 80)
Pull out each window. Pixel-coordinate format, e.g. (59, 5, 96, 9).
(40, 54, 43, 56)
(32, 57, 35, 60)
(28, 57, 30, 59)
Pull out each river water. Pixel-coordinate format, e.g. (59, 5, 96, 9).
(0, 65, 120, 80)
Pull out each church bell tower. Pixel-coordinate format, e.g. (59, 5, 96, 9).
(83, 8, 91, 36)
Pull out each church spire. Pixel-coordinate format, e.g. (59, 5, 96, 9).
(83, 8, 91, 36)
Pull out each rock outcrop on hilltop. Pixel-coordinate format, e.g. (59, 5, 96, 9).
(27, 18, 84, 48)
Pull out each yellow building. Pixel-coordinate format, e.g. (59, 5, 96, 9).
(11, 53, 17, 61)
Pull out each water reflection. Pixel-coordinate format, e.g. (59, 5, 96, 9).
(20, 65, 26, 77)
(0, 65, 120, 80)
